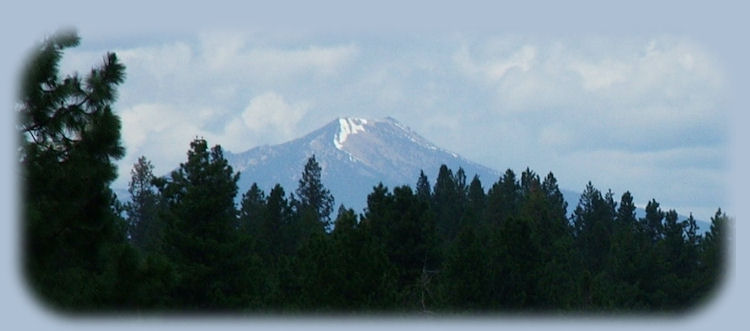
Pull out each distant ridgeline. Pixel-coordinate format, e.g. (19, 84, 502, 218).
(220, 116, 713, 234)
(21, 32, 728, 314)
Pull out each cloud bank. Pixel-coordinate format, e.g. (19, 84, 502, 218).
(61, 33, 727, 220)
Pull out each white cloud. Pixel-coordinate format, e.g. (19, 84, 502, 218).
(114, 102, 212, 185)
(76, 32, 726, 220)
(196, 31, 359, 80)
(75, 34, 358, 186)
(119, 103, 173, 150)
(239, 91, 309, 142)
(117, 42, 193, 80)
(453, 36, 725, 153)
(114, 92, 310, 183)
(568, 59, 629, 90)
(454, 44, 537, 82)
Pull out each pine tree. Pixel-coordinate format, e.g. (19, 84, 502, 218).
(615, 191, 637, 225)
(254, 184, 293, 307)
(699, 208, 729, 297)
(125, 156, 162, 252)
(642, 199, 665, 242)
(520, 167, 538, 197)
(484, 169, 521, 225)
(440, 224, 491, 310)
(541, 172, 568, 222)
(238, 183, 266, 235)
(263, 184, 292, 258)
(389, 185, 437, 308)
(296, 155, 335, 232)
(416, 170, 431, 202)
(519, 172, 577, 309)
(462, 175, 486, 227)
(19, 30, 129, 310)
(156, 138, 247, 309)
(361, 183, 391, 240)
(333, 206, 398, 310)
(572, 182, 614, 279)
(605, 191, 648, 309)
(659, 209, 693, 308)
(467, 175, 485, 211)
(454, 167, 469, 201)
(432, 165, 461, 242)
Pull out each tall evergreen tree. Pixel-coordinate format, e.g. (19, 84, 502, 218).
(440, 224, 491, 310)
(467, 175, 485, 211)
(615, 191, 637, 225)
(263, 184, 293, 258)
(454, 167, 469, 200)
(462, 175, 486, 228)
(125, 156, 163, 252)
(484, 169, 521, 225)
(390, 185, 437, 308)
(432, 165, 462, 242)
(642, 199, 665, 242)
(156, 138, 247, 309)
(700, 208, 729, 295)
(572, 182, 614, 278)
(19, 30, 129, 310)
(296, 154, 335, 232)
(659, 209, 692, 308)
(361, 183, 391, 241)
(541, 172, 568, 222)
(520, 167, 538, 197)
(605, 191, 649, 309)
(238, 183, 266, 235)
(337, 207, 397, 310)
(416, 169, 431, 202)
(517, 173, 577, 310)
(684, 213, 700, 248)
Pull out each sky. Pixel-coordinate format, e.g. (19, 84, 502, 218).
(1, 1, 748, 330)
(59, 30, 728, 221)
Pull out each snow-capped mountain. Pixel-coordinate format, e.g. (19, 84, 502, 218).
(224, 116, 710, 232)
(225, 117, 501, 213)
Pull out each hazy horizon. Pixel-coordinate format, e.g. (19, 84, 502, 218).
(53, 32, 728, 220)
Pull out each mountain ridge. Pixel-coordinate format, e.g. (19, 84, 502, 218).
(112, 116, 709, 232)
(225, 116, 501, 214)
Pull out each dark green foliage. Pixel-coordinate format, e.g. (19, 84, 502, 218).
(19, 35, 728, 313)
(238, 183, 266, 235)
(361, 185, 438, 308)
(432, 165, 463, 243)
(296, 154, 335, 231)
(125, 156, 163, 252)
(573, 182, 615, 275)
(699, 209, 729, 296)
(155, 138, 249, 310)
(541, 172, 568, 222)
(643, 199, 665, 242)
(331, 207, 398, 310)
(462, 175, 486, 228)
(416, 169, 431, 202)
(20, 30, 130, 311)
(484, 169, 521, 226)
(439, 224, 492, 310)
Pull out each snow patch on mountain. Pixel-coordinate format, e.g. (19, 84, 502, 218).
(333, 117, 368, 150)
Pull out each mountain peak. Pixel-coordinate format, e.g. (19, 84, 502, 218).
(226, 116, 501, 213)
(333, 117, 370, 150)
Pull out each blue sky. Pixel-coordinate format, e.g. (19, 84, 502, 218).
(58, 31, 728, 221)
(2, 1, 748, 329)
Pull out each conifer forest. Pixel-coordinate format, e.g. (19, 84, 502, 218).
(19, 31, 730, 314)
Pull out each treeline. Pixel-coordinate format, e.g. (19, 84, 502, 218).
(20, 31, 728, 314)
(121, 148, 728, 313)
